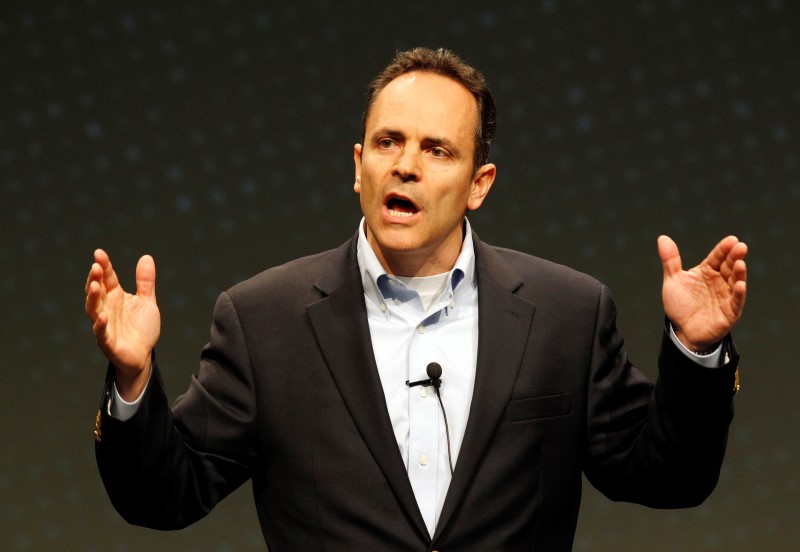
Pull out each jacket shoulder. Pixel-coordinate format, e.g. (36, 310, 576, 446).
(487, 244, 603, 297)
(224, 238, 355, 311)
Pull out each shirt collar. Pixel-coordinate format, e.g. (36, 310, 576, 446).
(356, 217, 476, 311)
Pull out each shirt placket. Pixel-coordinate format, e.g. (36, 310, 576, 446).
(407, 287, 458, 535)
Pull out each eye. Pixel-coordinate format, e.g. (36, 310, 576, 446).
(378, 138, 397, 149)
(429, 147, 449, 158)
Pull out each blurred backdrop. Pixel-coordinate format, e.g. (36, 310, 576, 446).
(1, 1, 797, 550)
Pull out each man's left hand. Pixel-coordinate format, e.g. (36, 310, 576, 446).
(658, 235, 748, 352)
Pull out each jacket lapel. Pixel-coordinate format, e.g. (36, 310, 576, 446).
(434, 234, 537, 540)
(304, 236, 430, 541)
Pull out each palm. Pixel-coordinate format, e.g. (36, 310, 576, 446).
(85, 250, 161, 376)
(658, 235, 747, 351)
(101, 283, 161, 370)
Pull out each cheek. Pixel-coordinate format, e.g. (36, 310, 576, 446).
(362, 183, 379, 205)
(437, 182, 473, 210)
(357, 179, 382, 210)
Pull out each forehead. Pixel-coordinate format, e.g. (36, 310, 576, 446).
(366, 71, 479, 140)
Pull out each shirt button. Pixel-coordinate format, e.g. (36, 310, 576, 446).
(420, 387, 428, 398)
(449, 301, 455, 308)
(388, 279, 396, 286)
(379, 303, 386, 312)
(419, 454, 429, 466)
(417, 325, 425, 334)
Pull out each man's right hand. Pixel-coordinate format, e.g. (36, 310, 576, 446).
(85, 249, 161, 402)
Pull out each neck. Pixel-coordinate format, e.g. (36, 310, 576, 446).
(365, 224, 464, 277)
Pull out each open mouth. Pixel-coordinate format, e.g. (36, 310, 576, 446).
(386, 196, 419, 218)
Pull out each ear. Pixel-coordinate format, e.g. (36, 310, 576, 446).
(466, 163, 496, 210)
(353, 143, 363, 194)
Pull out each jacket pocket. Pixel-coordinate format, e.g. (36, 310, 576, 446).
(504, 393, 571, 422)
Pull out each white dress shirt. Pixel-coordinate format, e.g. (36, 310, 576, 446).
(356, 217, 479, 537)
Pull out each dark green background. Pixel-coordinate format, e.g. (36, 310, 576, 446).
(2, 2, 797, 550)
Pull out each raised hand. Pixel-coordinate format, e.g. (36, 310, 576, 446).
(658, 235, 748, 352)
(85, 249, 161, 400)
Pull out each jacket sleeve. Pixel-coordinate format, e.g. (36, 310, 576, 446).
(583, 285, 738, 508)
(95, 291, 258, 529)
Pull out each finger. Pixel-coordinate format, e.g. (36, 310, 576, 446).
(94, 248, 121, 292)
(725, 242, 748, 282)
(732, 255, 747, 283)
(93, 248, 109, 266)
(730, 257, 747, 308)
(135, 254, 157, 300)
(85, 280, 103, 321)
(730, 279, 747, 320)
(657, 235, 682, 278)
(703, 235, 739, 271)
(718, 240, 748, 283)
(84, 262, 102, 295)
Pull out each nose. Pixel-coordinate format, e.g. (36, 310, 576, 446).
(392, 146, 421, 183)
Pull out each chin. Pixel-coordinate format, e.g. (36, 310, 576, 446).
(379, 236, 424, 253)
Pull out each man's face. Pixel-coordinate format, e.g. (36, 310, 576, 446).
(354, 71, 495, 276)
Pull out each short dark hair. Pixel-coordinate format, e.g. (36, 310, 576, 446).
(361, 47, 496, 171)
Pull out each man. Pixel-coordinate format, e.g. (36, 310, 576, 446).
(85, 47, 748, 550)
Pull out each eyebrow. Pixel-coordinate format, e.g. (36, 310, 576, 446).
(370, 128, 405, 142)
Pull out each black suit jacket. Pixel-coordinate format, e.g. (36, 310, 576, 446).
(96, 232, 738, 551)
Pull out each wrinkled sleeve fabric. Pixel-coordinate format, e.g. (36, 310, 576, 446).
(95, 291, 259, 529)
(583, 285, 738, 508)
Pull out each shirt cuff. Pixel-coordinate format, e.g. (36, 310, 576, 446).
(668, 324, 723, 368)
(109, 370, 151, 421)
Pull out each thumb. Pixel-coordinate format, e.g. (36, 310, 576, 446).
(135, 254, 157, 299)
(657, 235, 682, 278)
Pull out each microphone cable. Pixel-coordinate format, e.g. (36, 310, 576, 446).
(406, 362, 454, 475)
